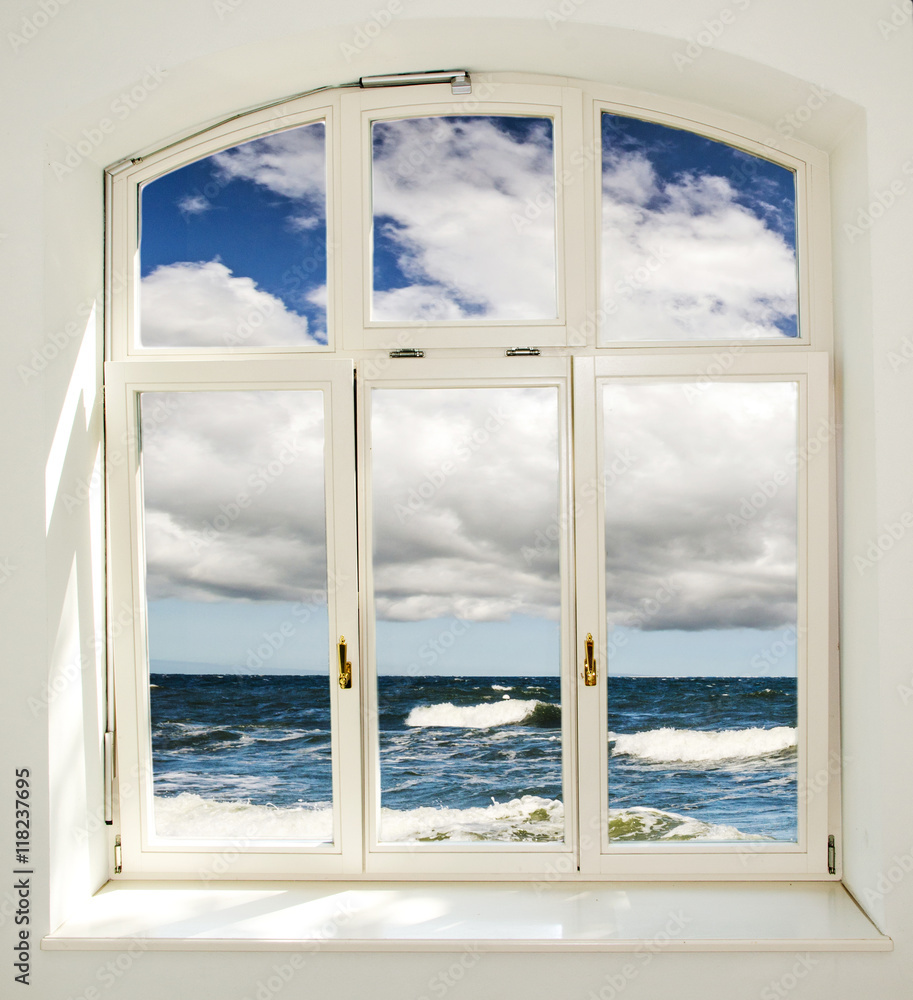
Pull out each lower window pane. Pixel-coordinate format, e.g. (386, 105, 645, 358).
(603, 381, 799, 842)
(369, 386, 564, 843)
(140, 390, 334, 842)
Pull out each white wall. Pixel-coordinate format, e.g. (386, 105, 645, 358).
(2, 0, 912, 996)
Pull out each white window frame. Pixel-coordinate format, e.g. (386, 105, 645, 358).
(572, 352, 837, 878)
(104, 73, 839, 881)
(357, 357, 578, 875)
(583, 84, 829, 350)
(338, 82, 587, 351)
(104, 358, 363, 876)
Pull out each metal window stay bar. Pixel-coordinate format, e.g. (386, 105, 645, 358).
(108, 69, 472, 171)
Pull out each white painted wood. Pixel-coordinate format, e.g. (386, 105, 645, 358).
(357, 357, 579, 875)
(346, 83, 572, 351)
(107, 97, 343, 361)
(103, 76, 838, 882)
(42, 880, 889, 952)
(104, 359, 361, 876)
(580, 80, 830, 352)
(574, 353, 836, 877)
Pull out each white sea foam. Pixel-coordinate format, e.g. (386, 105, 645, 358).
(608, 806, 769, 841)
(379, 795, 565, 843)
(154, 794, 766, 843)
(154, 793, 333, 841)
(154, 792, 563, 843)
(611, 726, 797, 763)
(405, 699, 555, 728)
(491, 684, 513, 691)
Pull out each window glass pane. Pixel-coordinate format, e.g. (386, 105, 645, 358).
(600, 114, 798, 343)
(140, 121, 328, 348)
(371, 116, 558, 322)
(370, 386, 563, 842)
(140, 390, 333, 842)
(602, 381, 798, 842)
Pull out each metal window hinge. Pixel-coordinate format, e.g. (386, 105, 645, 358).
(360, 70, 471, 95)
(113, 835, 122, 875)
(389, 348, 424, 358)
(506, 347, 541, 356)
(103, 731, 115, 825)
(827, 835, 836, 874)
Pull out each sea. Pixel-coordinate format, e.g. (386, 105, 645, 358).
(150, 673, 797, 844)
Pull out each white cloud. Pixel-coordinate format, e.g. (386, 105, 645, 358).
(602, 381, 798, 631)
(372, 284, 466, 322)
(212, 122, 326, 202)
(177, 194, 210, 216)
(305, 284, 328, 309)
(140, 381, 799, 636)
(139, 126, 801, 636)
(368, 380, 798, 632)
(141, 391, 329, 605)
(370, 386, 561, 622)
(141, 261, 319, 348)
(371, 116, 558, 321)
(288, 213, 321, 231)
(600, 151, 798, 342)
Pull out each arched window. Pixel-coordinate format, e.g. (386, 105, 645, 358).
(104, 73, 837, 879)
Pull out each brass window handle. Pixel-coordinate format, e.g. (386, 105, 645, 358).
(583, 632, 597, 687)
(338, 636, 352, 689)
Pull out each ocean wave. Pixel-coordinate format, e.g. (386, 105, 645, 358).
(380, 795, 565, 843)
(608, 806, 770, 841)
(611, 726, 797, 763)
(405, 699, 560, 728)
(491, 684, 513, 691)
(156, 726, 244, 750)
(153, 794, 766, 843)
(154, 793, 333, 840)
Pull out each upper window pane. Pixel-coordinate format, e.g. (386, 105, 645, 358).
(139, 122, 328, 348)
(371, 116, 558, 322)
(600, 114, 798, 343)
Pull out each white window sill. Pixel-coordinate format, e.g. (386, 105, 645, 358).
(42, 880, 890, 953)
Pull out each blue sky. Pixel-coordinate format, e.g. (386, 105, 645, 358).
(601, 112, 798, 342)
(140, 122, 328, 346)
(138, 112, 799, 345)
(148, 611, 796, 678)
(602, 113, 797, 246)
(141, 113, 800, 679)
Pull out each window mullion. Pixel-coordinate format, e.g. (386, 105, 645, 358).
(571, 356, 607, 874)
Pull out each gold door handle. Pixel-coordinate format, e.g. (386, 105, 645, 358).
(338, 636, 352, 689)
(583, 632, 597, 687)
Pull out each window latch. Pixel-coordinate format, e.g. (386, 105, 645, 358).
(583, 633, 597, 687)
(338, 636, 353, 690)
(506, 347, 541, 357)
(389, 348, 424, 359)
